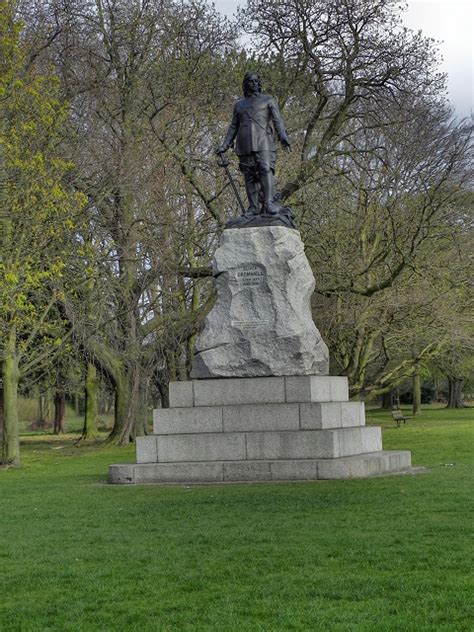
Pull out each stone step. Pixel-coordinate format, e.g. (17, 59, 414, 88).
(300, 402, 365, 429)
(136, 426, 381, 464)
(153, 401, 365, 434)
(317, 450, 413, 479)
(169, 375, 349, 408)
(245, 427, 381, 461)
(109, 450, 412, 484)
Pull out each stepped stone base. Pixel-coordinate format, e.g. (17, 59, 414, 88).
(108, 377, 412, 484)
(109, 451, 412, 484)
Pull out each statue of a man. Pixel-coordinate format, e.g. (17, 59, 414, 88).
(218, 72, 291, 216)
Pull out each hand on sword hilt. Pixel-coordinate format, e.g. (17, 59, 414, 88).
(215, 146, 230, 168)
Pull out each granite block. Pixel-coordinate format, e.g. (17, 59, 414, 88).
(317, 450, 412, 479)
(169, 381, 194, 408)
(284, 376, 349, 403)
(157, 432, 246, 462)
(134, 462, 224, 483)
(153, 406, 222, 434)
(136, 436, 158, 463)
(222, 403, 299, 432)
(245, 430, 336, 460)
(193, 377, 285, 407)
(223, 461, 272, 481)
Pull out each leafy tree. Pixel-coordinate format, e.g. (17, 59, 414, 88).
(237, 0, 472, 396)
(437, 347, 473, 409)
(17, 0, 239, 443)
(9, 0, 471, 436)
(240, 0, 450, 197)
(0, 0, 84, 464)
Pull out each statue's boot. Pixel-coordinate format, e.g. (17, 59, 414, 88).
(245, 176, 260, 215)
(260, 171, 279, 214)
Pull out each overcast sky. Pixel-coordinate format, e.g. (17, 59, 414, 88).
(213, 0, 473, 118)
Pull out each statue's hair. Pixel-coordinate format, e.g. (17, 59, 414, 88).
(242, 71, 262, 97)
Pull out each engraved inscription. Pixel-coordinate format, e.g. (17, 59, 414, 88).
(231, 319, 271, 331)
(235, 264, 265, 288)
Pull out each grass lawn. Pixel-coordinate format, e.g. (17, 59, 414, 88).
(1, 406, 473, 631)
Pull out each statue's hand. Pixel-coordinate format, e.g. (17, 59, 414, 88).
(215, 144, 228, 155)
(281, 140, 291, 153)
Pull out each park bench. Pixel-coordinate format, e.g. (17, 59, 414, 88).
(392, 409, 412, 428)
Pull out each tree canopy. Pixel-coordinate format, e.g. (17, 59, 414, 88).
(1, 0, 472, 463)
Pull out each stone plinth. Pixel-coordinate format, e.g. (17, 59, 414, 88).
(108, 226, 413, 484)
(191, 227, 329, 378)
(109, 377, 413, 484)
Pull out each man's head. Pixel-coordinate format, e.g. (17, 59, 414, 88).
(242, 72, 262, 97)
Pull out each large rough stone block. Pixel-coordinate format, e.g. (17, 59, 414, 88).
(222, 403, 299, 433)
(191, 227, 329, 378)
(157, 433, 246, 462)
(153, 407, 223, 434)
(193, 376, 285, 407)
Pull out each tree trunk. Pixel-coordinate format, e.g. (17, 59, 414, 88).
(165, 349, 177, 382)
(35, 391, 50, 429)
(42, 389, 53, 425)
(74, 391, 80, 415)
(186, 337, 194, 379)
(53, 391, 66, 434)
(137, 378, 149, 437)
(156, 370, 170, 409)
(102, 392, 113, 414)
(381, 390, 395, 410)
(107, 364, 143, 444)
(177, 348, 187, 381)
(2, 330, 21, 465)
(38, 393, 45, 425)
(82, 363, 99, 439)
(108, 372, 129, 444)
(98, 388, 107, 414)
(412, 363, 421, 416)
(446, 377, 464, 408)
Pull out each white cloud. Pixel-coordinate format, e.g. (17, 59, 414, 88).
(213, 0, 473, 116)
(404, 0, 473, 116)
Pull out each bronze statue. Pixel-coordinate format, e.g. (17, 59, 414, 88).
(217, 72, 296, 228)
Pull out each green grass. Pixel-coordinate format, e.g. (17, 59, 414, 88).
(1, 406, 473, 631)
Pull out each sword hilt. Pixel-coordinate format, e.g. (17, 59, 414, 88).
(216, 151, 230, 168)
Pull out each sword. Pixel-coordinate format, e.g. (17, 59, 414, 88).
(216, 150, 247, 215)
